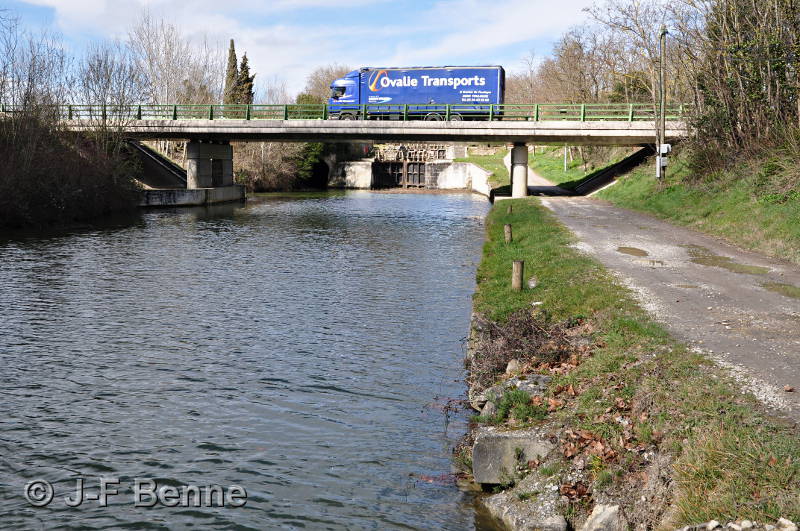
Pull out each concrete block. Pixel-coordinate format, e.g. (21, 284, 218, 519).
(482, 471, 567, 531)
(206, 185, 245, 204)
(329, 161, 373, 189)
(187, 158, 212, 188)
(186, 140, 232, 160)
(472, 427, 554, 485)
(139, 185, 245, 207)
(220, 160, 234, 186)
(434, 162, 491, 196)
(579, 504, 627, 531)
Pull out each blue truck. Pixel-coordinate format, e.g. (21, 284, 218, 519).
(328, 66, 505, 120)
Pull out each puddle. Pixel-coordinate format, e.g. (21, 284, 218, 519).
(762, 282, 800, 300)
(684, 245, 769, 275)
(617, 246, 649, 257)
(676, 284, 700, 289)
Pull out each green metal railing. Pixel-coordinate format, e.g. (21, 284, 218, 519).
(0, 102, 688, 122)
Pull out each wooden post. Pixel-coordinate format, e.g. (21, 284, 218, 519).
(512, 260, 524, 292)
(504, 224, 512, 243)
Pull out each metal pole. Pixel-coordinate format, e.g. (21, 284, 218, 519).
(657, 25, 668, 180)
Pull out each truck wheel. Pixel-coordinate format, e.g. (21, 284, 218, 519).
(340, 113, 356, 120)
(450, 113, 463, 121)
(424, 113, 443, 121)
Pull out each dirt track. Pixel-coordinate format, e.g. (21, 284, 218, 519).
(538, 195, 800, 423)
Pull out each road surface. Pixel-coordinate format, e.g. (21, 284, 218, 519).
(538, 194, 800, 423)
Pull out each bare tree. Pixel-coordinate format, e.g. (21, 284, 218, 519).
(127, 12, 224, 105)
(302, 64, 353, 102)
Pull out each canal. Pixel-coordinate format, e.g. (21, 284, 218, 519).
(0, 191, 491, 529)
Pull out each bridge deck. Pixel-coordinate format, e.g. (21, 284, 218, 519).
(61, 119, 685, 145)
(4, 103, 689, 144)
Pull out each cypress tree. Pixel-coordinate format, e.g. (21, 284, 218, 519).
(223, 39, 238, 105)
(236, 54, 255, 104)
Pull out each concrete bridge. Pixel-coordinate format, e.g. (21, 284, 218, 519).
(4, 102, 689, 197)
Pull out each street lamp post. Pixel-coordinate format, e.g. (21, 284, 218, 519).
(656, 25, 669, 180)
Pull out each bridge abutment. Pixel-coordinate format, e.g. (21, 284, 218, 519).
(511, 143, 528, 198)
(186, 140, 233, 189)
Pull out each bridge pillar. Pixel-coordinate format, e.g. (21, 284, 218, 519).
(511, 143, 528, 198)
(186, 140, 234, 189)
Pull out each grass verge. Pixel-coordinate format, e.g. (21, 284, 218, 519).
(595, 150, 800, 265)
(472, 198, 800, 525)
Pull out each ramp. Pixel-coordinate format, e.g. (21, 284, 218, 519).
(572, 145, 654, 195)
(128, 140, 187, 189)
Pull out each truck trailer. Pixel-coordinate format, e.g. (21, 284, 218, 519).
(328, 66, 505, 120)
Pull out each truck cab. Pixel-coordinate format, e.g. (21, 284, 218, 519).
(328, 70, 360, 119)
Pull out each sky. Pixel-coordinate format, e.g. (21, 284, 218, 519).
(4, 0, 598, 96)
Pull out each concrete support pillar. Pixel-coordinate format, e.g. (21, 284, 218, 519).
(186, 140, 233, 189)
(511, 143, 528, 198)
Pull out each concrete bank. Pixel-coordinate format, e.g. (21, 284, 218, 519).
(139, 185, 246, 207)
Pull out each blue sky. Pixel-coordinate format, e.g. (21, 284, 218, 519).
(5, 0, 597, 95)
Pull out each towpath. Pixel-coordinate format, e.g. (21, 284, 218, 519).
(532, 183, 800, 423)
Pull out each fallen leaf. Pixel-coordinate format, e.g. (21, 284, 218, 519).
(548, 398, 564, 412)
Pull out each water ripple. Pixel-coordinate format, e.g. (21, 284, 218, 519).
(0, 191, 489, 529)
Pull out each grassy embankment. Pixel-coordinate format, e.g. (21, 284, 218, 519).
(528, 146, 632, 190)
(593, 150, 800, 265)
(471, 197, 800, 524)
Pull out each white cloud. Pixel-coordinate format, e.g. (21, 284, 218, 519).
(18, 0, 595, 97)
(381, 0, 596, 66)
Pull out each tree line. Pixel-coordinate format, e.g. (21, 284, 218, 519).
(505, 0, 800, 176)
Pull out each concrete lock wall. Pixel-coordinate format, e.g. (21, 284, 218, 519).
(330, 159, 491, 197)
(436, 162, 491, 196)
(186, 140, 233, 189)
(328, 161, 373, 189)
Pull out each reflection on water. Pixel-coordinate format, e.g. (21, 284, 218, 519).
(0, 191, 491, 530)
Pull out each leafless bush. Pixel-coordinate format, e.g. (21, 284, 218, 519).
(0, 14, 139, 228)
(467, 310, 581, 392)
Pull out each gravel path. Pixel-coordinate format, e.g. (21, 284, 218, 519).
(536, 193, 800, 423)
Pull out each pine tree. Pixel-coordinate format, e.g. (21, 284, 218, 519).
(236, 54, 255, 104)
(223, 39, 238, 105)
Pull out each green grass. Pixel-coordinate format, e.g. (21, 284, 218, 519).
(596, 150, 800, 264)
(529, 146, 629, 189)
(476, 388, 548, 425)
(455, 148, 509, 188)
(473, 198, 800, 525)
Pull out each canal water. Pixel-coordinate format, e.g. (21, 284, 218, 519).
(0, 191, 492, 529)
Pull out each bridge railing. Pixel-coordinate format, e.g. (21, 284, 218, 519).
(0, 103, 689, 122)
